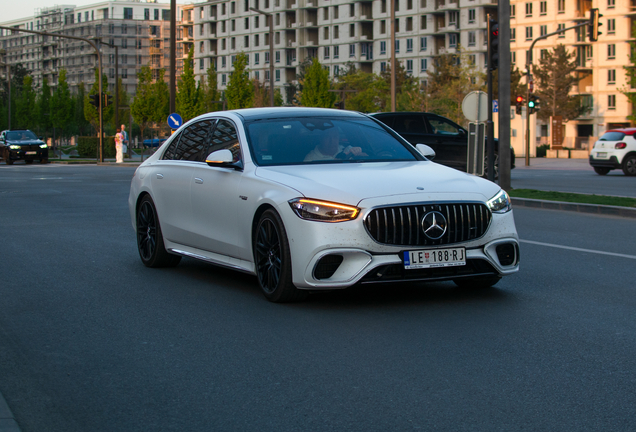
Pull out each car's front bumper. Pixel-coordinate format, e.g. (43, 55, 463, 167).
(6, 148, 48, 161)
(285, 207, 520, 290)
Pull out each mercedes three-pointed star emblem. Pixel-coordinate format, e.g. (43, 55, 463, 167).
(421, 211, 447, 240)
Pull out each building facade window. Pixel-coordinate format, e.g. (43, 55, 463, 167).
(511, 28, 516, 41)
(468, 31, 476, 46)
(525, 2, 532, 16)
(406, 59, 413, 73)
(420, 58, 427, 71)
(349, 44, 355, 57)
(380, 40, 386, 54)
(557, 23, 565, 38)
(540, 25, 547, 37)
(607, 19, 615, 34)
(526, 26, 533, 40)
(468, 9, 475, 23)
(608, 69, 616, 84)
(608, 44, 616, 59)
(557, 0, 565, 13)
(540, 1, 547, 15)
(406, 38, 413, 52)
(420, 36, 427, 51)
(608, 94, 616, 110)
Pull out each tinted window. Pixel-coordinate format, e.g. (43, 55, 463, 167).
(391, 115, 427, 134)
(173, 119, 216, 161)
(245, 116, 419, 166)
(207, 120, 241, 163)
(162, 131, 183, 160)
(7, 131, 37, 141)
(427, 116, 461, 135)
(600, 132, 626, 141)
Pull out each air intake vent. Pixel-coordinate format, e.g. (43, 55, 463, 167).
(364, 203, 491, 247)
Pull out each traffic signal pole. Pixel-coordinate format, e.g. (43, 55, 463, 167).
(0, 25, 104, 162)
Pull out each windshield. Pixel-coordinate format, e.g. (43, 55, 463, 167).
(599, 132, 626, 141)
(244, 116, 420, 166)
(7, 131, 38, 141)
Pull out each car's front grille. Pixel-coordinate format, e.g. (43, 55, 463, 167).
(364, 203, 491, 246)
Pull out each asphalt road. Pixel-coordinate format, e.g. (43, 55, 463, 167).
(511, 158, 636, 198)
(1, 164, 635, 431)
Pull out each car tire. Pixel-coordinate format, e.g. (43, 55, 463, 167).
(453, 275, 501, 289)
(622, 154, 636, 176)
(593, 167, 610, 175)
(5, 155, 13, 165)
(136, 195, 181, 268)
(484, 152, 499, 180)
(254, 209, 307, 303)
(25, 160, 33, 164)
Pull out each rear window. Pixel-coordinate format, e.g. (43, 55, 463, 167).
(599, 132, 626, 141)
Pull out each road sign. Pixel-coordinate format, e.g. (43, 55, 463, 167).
(493, 100, 499, 113)
(461, 91, 488, 122)
(167, 113, 183, 129)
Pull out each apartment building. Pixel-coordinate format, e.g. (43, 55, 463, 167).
(510, 0, 635, 148)
(0, 1, 174, 96)
(191, 0, 497, 101)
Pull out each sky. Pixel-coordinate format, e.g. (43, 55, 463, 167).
(4, 1, 170, 23)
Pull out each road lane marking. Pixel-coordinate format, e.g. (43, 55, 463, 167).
(520, 239, 636, 260)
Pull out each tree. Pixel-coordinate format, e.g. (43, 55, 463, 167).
(176, 49, 204, 121)
(200, 63, 222, 112)
(113, 76, 131, 130)
(533, 44, 588, 122)
(37, 77, 52, 135)
(15, 75, 37, 130)
(131, 66, 156, 141)
(84, 69, 112, 134)
(72, 82, 91, 137)
(226, 52, 254, 109)
(252, 79, 284, 107)
(300, 57, 335, 108)
(151, 69, 170, 125)
(620, 23, 636, 124)
(379, 61, 418, 111)
(51, 69, 74, 139)
(334, 65, 385, 112)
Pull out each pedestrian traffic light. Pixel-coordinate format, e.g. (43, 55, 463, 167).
(89, 93, 99, 108)
(515, 96, 524, 115)
(104, 93, 114, 107)
(488, 18, 499, 70)
(588, 8, 602, 42)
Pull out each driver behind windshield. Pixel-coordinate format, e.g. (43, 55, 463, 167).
(304, 127, 364, 162)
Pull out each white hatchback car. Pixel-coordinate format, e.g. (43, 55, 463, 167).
(129, 108, 520, 302)
(589, 128, 636, 176)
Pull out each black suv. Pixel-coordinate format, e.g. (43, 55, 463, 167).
(370, 112, 515, 175)
(0, 130, 49, 164)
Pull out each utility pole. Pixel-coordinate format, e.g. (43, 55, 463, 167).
(498, 0, 511, 191)
(390, 0, 396, 111)
(95, 39, 119, 129)
(328, 89, 356, 109)
(0, 25, 104, 161)
(170, 0, 177, 114)
(251, 7, 275, 107)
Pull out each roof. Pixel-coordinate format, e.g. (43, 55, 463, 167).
(233, 107, 364, 121)
(605, 128, 636, 136)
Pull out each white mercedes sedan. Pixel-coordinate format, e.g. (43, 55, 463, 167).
(129, 108, 519, 302)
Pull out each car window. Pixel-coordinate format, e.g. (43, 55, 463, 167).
(7, 131, 37, 141)
(162, 131, 183, 160)
(599, 132, 626, 141)
(172, 119, 216, 161)
(391, 115, 428, 134)
(207, 119, 241, 163)
(427, 116, 461, 136)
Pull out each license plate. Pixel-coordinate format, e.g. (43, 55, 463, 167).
(596, 152, 607, 158)
(403, 247, 466, 269)
(26, 151, 37, 155)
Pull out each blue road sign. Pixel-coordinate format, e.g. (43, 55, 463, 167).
(167, 113, 183, 129)
(493, 100, 499, 113)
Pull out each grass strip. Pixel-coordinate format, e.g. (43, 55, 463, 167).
(510, 189, 636, 208)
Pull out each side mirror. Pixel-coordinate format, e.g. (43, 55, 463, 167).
(416, 144, 436, 160)
(458, 129, 466, 136)
(205, 149, 243, 170)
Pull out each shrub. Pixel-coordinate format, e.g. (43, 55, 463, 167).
(77, 136, 116, 158)
(536, 144, 550, 158)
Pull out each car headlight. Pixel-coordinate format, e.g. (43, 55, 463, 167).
(487, 189, 512, 214)
(9, 145, 21, 150)
(40, 144, 48, 149)
(288, 198, 360, 222)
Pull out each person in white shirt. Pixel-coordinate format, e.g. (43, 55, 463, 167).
(304, 127, 364, 162)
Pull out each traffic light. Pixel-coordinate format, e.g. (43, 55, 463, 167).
(89, 93, 99, 108)
(528, 95, 539, 115)
(532, 95, 540, 113)
(515, 96, 524, 115)
(103, 93, 114, 107)
(588, 8, 602, 42)
(488, 18, 499, 70)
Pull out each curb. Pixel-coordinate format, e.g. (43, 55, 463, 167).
(512, 197, 636, 219)
(0, 391, 21, 432)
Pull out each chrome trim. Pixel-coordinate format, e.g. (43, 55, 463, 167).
(168, 248, 251, 273)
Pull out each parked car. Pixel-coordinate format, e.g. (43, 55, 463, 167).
(129, 108, 520, 302)
(369, 112, 515, 177)
(0, 129, 48, 164)
(589, 128, 636, 176)
(142, 138, 168, 147)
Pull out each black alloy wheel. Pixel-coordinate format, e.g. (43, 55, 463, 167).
(136, 195, 181, 268)
(622, 155, 636, 176)
(254, 209, 307, 302)
(483, 152, 499, 180)
(594, 167, 610, 175)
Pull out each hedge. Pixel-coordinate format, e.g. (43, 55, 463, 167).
(77, 136, 116, 158)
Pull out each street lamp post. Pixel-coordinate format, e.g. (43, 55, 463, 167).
(0, 25, 104, 161)
(250, 7, 275, 107)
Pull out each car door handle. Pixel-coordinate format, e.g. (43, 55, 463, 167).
(194, 177, 203, 184)
(156, 174, 164, 179)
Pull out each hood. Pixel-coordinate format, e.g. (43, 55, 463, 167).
(255, 161, 500, 206)
(6, 139, 44, 145)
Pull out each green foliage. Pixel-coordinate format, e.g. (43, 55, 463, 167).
(84, 69, 112, 134)
(201, 63, 222, 112)
(533, 44, 588, 122)
(620, 23, 636, 124)
(151, 69, 170, 123)
(177, 49, 204, 121)
(226, 52, 254, 109)
(536, 144, 550, 158)
(379, 62, 418, 111)
(300, 58, 335, 108)
(334, 66, 385, 112)
(15, 75, 37, 130)
(51, 69, 74, 137)
(131, 66, 155, 140)
(77, 136, 115, 158)
(113, 76, 131, 130)
(37, 77, 52, 132)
